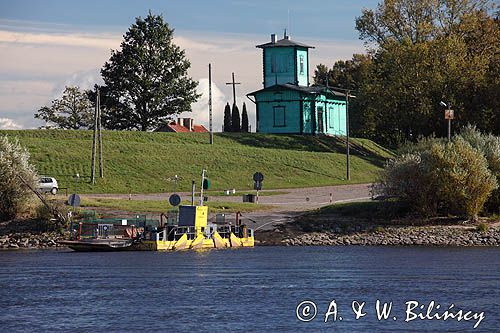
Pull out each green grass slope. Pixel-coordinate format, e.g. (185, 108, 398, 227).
(1, 130, 393, 193)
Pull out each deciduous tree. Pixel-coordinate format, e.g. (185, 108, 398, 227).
(34, 86, 93, 129)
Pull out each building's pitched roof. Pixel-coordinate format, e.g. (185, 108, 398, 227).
(166, 123, 190, 133)
(256, 38, 314, 49)
(156, 123, 208, 133)
(247, 83, 346, 98)
(192, 125, 208, 133)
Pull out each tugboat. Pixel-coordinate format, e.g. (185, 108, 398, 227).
(60, 206, 255, 252)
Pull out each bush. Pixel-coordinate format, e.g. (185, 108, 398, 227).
(35, 201, 70, 231)
(476, 223, 489, 232)
(460, 125, 500, 213)
(375, 133, 498, 220)
(426, 138, 497, 220)
(374, 153, 437, 216)
(0, 136, 38, 221)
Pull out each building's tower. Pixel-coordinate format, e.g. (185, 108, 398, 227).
(256, 31, 314, 88)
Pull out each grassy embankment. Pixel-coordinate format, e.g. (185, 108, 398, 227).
(1, 130, 393, 194)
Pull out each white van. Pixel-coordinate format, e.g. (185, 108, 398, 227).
(38, 177, 58, 195)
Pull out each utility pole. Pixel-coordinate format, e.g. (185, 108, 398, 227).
(226, 72, 241, 106)
(209, 64, 213, 145)
(346, 90, 350, 181)
(97, 86, 103, 178)
(90, 85, 99, 185)
(328, 85, 355, 181)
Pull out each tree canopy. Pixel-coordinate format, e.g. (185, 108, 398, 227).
(34, 86, 94, 129)
(316, 0, 499, 145)
(100, 13, 200, 131)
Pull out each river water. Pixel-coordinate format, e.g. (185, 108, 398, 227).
(0, 246, 498, 332)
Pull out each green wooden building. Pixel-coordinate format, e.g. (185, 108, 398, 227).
(247, 33, 347, 135)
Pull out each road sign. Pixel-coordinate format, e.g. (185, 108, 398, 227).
(67, 194, 80, 208)
(169, 194, 181, 207)
(444, 109, 454, 120)
(254, 180, 262, 191)
(253, 172, 264, 182)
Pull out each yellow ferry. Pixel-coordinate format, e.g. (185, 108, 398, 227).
(61, 205, 254, 252)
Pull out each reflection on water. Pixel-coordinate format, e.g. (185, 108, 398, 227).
(0, 246, 499, 332)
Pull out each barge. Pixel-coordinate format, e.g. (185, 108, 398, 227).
(60, 205, 254, 252)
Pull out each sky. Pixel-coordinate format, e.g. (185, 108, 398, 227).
(0, 0, 379, 131)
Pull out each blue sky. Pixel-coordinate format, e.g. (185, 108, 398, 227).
(0, 0, 379, 130)
(1, 0, 376, 38)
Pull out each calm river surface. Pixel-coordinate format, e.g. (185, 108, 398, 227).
(0, 246, 499, 332)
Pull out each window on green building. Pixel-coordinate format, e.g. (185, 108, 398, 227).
(329, 105, 335, 128)
(271, 54, 288, 73)
(299, 55, 304, 75)
(273, 106, 286, 127)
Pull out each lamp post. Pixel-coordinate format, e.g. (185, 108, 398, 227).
(327, 85, 356, 181)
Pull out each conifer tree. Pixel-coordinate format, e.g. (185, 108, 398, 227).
(223, 102, 232, 132)
(241, 102, 249, 132)
(231, 103, 241, 132)
(100, 13, 200, 131)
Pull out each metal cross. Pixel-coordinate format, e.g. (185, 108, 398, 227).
(225, 72, 241, 106)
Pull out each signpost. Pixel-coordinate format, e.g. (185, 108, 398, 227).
(253, 172, 264, 204)
(440, 101, 454, 141)
(169, 194, 181, 207)
(68, 194, 80, 208)
(445, 109, 454, 141)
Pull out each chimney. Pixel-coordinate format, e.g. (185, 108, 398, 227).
(284, 29, 289, 40)
(271, 34, 276, 44)
(183, 118, 193, 131)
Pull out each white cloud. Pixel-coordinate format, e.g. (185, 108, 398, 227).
(0, 118, 23, 130)
(0, 29, 120, 49)
(181, 78, 228, 132)
(0, 21, 365, 130)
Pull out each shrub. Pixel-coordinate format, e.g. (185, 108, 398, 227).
(460, 125, 500, 213)
(374, 153, 438, 216)
(35, 201, 70, 231)
(375, 134, 498, 220)
(426, 138, 497, 220)
(0, 136, 38, 221)
(476, 223, 489, 232)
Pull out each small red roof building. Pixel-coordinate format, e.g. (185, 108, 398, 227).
(155, 118, 208, 133)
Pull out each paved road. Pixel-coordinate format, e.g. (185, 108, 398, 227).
(85, 184, 373, 230)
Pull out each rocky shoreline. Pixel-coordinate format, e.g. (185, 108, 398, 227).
(258, 225, 500, 247)
(0, 232, 67, 250)
(1, 226, 499, 250)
